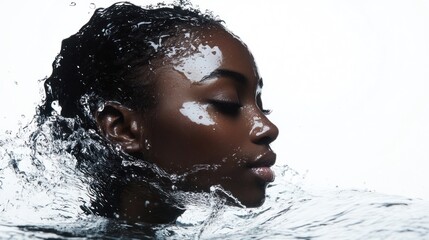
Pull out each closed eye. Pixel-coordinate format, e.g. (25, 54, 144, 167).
(210, 100, 242, 116)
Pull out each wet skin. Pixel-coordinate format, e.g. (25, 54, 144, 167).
(137, 26, 279, 207)
(97, 26, 279, 221)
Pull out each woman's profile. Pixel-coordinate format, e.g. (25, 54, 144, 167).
(37, 2, 278, 223)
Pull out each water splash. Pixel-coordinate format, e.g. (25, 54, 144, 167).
(2, 109, 424, 238)
(1, 124, 428, 239)
(0, 119, 90, 226)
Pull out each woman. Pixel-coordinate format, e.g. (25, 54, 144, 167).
(38, 2, 278, 223)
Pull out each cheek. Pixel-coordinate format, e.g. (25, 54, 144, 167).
(144, 102, 241, 172)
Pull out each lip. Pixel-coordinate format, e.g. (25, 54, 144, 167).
(248, 151, 276, 182)
(249, 151, 276, 168)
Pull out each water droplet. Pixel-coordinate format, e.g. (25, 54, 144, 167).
(51, 100, 62, 115)
(97, 102, 105, 112)
(79, 95, 89, 105)
(114, 144, 121, 152)
(144, 139, 151, 150)
(69, 2, 76, 6)
(54, 55, 63, 67)
(89, 3, 96, 9)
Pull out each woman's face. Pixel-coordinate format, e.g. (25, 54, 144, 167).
(138, 26, 279, 207)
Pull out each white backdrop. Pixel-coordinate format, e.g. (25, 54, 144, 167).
(1, 0, 428, 199)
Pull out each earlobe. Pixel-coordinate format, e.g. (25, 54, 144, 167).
(95, 102, 143, 154)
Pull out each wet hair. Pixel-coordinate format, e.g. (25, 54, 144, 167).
(35, 2, 221, 220)
(39, 1, 220, 127)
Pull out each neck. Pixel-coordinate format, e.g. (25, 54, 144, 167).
(119, 181, 185, 223)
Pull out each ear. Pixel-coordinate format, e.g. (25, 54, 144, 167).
(95, 102, 143, 154)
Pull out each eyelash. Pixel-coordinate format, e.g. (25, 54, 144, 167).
(261, 109, 272, 115)
(210, 100, 272, 116)
(256, 94, 271, 115)
(210, 100, 242, 115)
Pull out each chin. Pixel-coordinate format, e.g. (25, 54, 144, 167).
(239, 196, 266, 208)
(229, 186, 267, 208)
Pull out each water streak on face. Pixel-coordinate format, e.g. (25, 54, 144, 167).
(249, 115, 271, 137)
(179, 101, 215, 126)
(173, 44, 222, 82)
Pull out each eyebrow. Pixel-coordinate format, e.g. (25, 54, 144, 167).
(200, 69, 263, 87)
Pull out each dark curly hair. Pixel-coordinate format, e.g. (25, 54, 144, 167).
(39, 1, 219, 125)
(35, 1, 222, 222)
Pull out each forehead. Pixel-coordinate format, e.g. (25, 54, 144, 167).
(159, 25, 260, 83)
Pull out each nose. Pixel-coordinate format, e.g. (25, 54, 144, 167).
(249, 113, 279, 145)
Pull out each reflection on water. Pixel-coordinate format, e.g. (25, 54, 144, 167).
(0, 121, 428, 239)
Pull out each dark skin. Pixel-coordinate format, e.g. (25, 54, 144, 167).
(96, 26, 279, 222)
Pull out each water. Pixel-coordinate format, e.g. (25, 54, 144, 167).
(0, 121, 428, 239)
